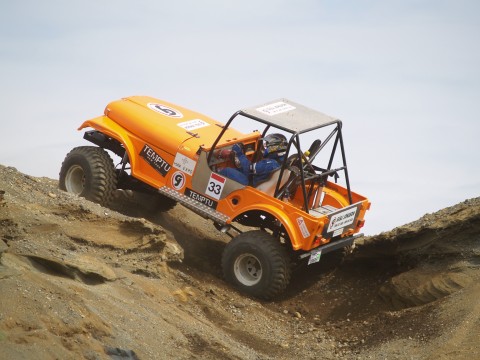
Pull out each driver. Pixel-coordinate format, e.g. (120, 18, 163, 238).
(219, 133, 288, 186)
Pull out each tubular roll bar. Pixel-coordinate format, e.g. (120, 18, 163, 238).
(208, 110, 354, 212)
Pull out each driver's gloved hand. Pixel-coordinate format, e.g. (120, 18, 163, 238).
(231, 144, 245, 169)
(232, 144, 244, 156)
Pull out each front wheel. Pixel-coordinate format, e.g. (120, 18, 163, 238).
(222, 230, 291, 300)
(59, 146, 117, 206)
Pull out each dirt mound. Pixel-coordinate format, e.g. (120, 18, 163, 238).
(357, 198, 480, 310)
(1, 164, 479, 359)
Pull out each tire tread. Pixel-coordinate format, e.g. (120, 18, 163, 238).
(59, 146, 117, 205)
(222, 230, 291, 300)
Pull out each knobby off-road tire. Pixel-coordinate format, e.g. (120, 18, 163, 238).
(222, 230, 291, 300)
(59, 146, 117, 206)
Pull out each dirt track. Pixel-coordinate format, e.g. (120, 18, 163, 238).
(0, 164, 479, 359)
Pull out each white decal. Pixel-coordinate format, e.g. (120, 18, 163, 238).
(296, 217, 311, 238)
(256, 101, 296, 116)
(177, 119, 210, 131)
(327, 206, 358, 233)
(333, 228, 343, 237)
(308, 248, 322, 265)
(171, 171, 186, 190)
(147, 103, 183, 118)
(173, 153, 196, 176)
(205, 173, 226, 200)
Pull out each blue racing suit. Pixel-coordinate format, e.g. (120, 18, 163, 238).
(219, 144, 281, 186)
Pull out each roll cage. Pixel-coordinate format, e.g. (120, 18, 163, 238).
(208, 99, 353, 214)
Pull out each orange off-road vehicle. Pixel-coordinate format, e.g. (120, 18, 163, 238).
(60, 96, 370, 299)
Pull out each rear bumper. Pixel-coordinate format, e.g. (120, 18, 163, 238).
(299, 233, 364, 259)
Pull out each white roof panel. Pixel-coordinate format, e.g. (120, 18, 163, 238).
(241, 98, 339, 133)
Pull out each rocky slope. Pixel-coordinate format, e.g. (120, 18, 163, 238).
(0, 164, 479, 359)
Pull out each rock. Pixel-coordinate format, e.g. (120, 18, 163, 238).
(104, 346, 139, 360)
(164, 241, 183, 262)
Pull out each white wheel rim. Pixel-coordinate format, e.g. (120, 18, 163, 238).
(234, 253, 262, 286)
(65, 165, 85, 194)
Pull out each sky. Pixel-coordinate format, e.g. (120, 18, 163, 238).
(1, 0, 479, 235)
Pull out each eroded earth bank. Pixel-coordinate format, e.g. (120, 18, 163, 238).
(0, 165, 479, 359)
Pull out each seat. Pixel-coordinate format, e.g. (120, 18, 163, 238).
(255, 169, 291, 196)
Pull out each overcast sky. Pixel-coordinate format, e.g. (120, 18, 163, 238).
(1, 0, 479, 235)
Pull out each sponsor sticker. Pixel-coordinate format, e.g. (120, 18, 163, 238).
(308, 248, 322, 265)
(185, 188, 217, 209)
(173, 153, 196, 176)
(177, 119, 210, 131)
(333, 228, 343, 237)
(327, 206, 358, 233)
(147, 103, 183, 118)
(140, 144, 172, 177)
(296, 217, 311, 238)
(256, 101, 296, 116)
(205, 173, 226, 200)
(171, 171, 186, 190)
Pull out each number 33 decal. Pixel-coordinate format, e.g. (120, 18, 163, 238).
(208, 182, 222, 195)
(205, 173, 226, 200)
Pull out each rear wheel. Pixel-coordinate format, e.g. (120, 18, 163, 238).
(222, 230, 291, 299)
(59, 146, 117, 206)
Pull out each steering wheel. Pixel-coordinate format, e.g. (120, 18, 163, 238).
(286, 153, 316, 176)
